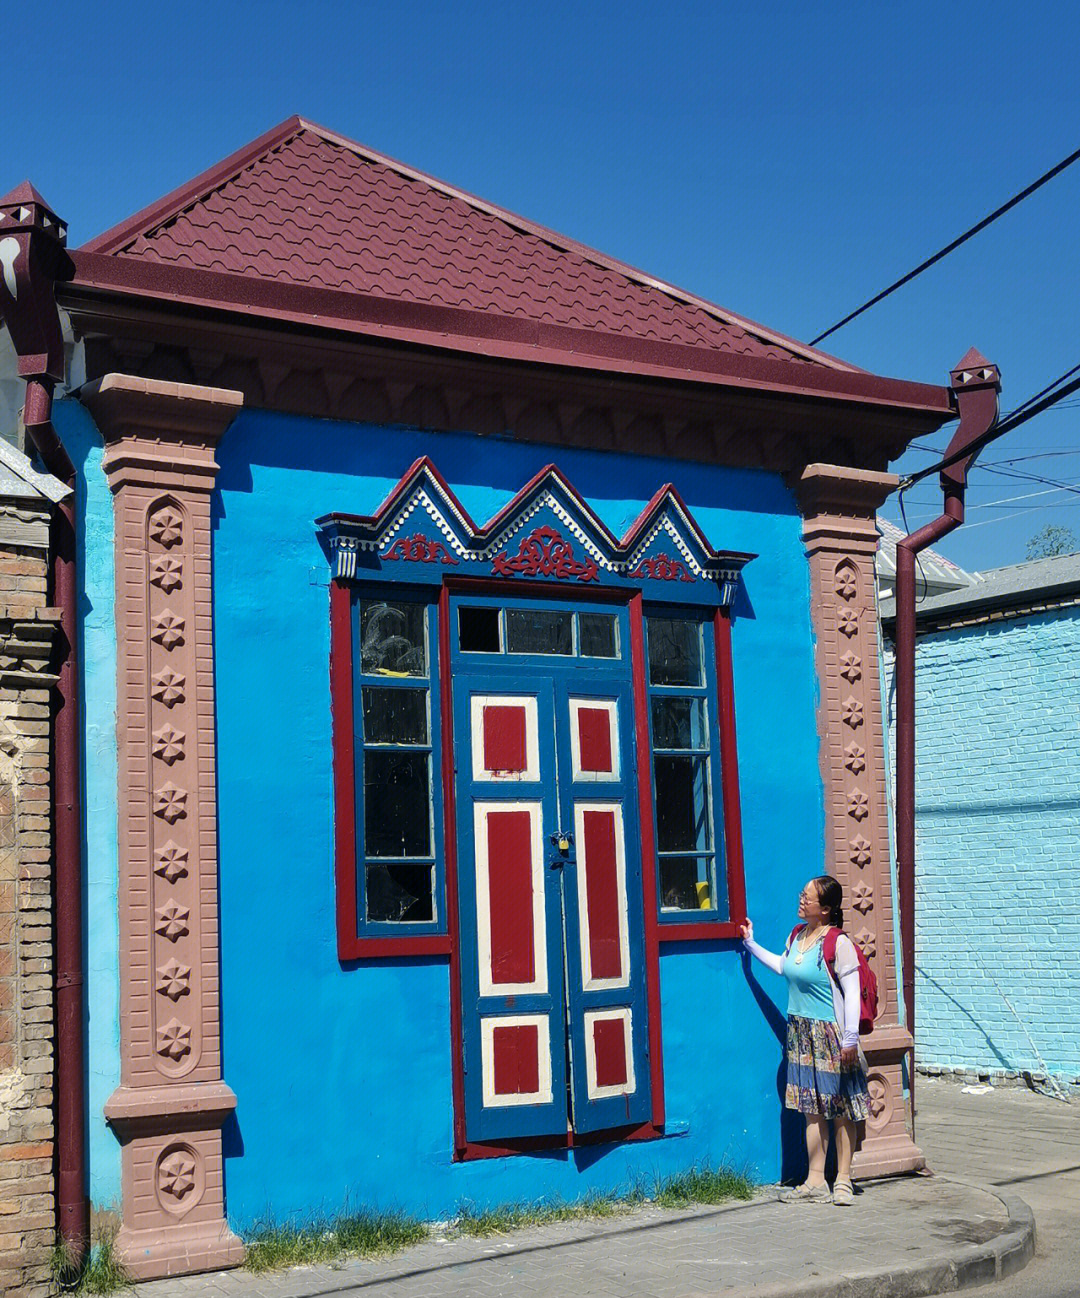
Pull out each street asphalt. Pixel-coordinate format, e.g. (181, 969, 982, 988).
(131, 1075, 1080, 1297)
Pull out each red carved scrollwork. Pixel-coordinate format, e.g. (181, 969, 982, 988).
(382, 532, 459, 565)
(491, 526, 599, 582)
(628, 553, 696, 583)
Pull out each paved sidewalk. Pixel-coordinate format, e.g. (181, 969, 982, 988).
(133, 1081, 1043, 1298)
(916, 1076, 1080, 1297)
(136, 1176, 1027, 1298)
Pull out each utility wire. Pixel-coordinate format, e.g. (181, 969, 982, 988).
(811, 145, 1080, 345)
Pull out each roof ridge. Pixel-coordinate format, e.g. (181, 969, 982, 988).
(82, 115, 854, 371)
(80, 116, 307, 254)
(294, 117, 855, 371)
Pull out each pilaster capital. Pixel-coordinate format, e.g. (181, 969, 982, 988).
(81, 374, 243, 494)
(795, 463, 898, 554)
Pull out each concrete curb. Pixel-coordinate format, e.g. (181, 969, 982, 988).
(742, 1177, 1035, 1298)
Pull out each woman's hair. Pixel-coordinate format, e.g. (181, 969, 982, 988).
(811, 875, 844, 928)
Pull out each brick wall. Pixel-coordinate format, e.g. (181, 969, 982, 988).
(0, 500, 61, 1298)
(884, 605, 1080, 1082)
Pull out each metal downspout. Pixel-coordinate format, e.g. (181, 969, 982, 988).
(894, 350, 1000, 1134)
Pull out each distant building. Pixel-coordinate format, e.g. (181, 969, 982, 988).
(881, 553, 1080, 1085)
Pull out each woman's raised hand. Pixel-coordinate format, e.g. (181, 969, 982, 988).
(739, 919, 753, 941)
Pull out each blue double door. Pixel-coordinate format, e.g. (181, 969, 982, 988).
(452, 600, 652, 1144)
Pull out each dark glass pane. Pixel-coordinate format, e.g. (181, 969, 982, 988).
(360, 602, 427, 676)
(653, 754, 712, 853)
(366, 862, 435, 923)
(578, 613, 618, 658)
(459, 606, 501, 653)
(506, 609, 572, 655)
(364, 751, 431, 857)
(651, 697, 707, 750)
(362, 687, 429, 745)
(647, 618, 703, 687)
(659, 856, 714, 912)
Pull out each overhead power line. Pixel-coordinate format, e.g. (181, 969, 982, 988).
(811, 144, 1080, 345)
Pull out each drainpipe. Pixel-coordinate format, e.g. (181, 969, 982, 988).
(0, 186, 87, 1259)
(894, 349, 1000, 1131)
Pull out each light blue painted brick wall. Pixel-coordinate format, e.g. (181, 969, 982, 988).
(885, 606, 1080, 1079)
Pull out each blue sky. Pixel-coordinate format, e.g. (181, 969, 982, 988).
(5, 0, 1079, 570)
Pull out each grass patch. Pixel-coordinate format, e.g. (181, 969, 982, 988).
(51, 1229, 131, 1295)
(653, 1165, 754, 1209)
(451, 1165, 751, 1239)
(242, 1210, 428, 1274)
(452, 1190, 643, 1237)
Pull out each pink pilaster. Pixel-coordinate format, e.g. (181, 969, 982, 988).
(797, 463, 924, 1177)
(83, 375, 245, 1278)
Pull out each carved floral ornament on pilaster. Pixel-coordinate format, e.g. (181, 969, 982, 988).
(86, 374, 245, 1278)
(797, 462, 923, 1175)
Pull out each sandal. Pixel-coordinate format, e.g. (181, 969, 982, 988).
(778, 1182, 831, 1204)
(832, 1179, 855, 1206)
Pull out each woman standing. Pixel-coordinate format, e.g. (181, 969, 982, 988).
(740, 875, 869, 1206)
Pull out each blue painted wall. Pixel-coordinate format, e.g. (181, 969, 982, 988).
(885, 609, 1080, 1080)
(54, 398, 122, 1209)
(81, 405, 827, 1223)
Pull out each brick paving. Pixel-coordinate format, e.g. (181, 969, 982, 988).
(136, 1144, 1018, 1296)
(126, 1073, 1080, 1297)
(916, 1076, 1080, 1297)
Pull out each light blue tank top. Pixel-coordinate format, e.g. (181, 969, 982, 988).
(782, 935, 836, 1022)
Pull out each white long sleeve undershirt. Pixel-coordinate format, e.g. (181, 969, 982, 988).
(743, 934, 862, 1049)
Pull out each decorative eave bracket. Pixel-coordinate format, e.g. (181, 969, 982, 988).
(316, 457, 754, 608)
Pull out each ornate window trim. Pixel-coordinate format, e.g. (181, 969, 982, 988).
(323, 459, 753, 960)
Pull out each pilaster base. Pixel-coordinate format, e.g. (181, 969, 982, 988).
(116, 1220, 245, 1281)
(106, 1082, 244, 1278)
(853, 1025, 924, 1178)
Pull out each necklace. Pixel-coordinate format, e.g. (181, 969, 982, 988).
(793, 925, 827, 964)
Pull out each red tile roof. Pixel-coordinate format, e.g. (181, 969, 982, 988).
(82, 117, 850, 371)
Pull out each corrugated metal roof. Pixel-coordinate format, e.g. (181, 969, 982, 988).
(80, 117, 859, 369)
(0, 439, 70, 503)
(875, 518, 974, 592)
(879, 551, 1080, 623)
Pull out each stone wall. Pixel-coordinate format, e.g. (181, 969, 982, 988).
(0, 496, 62, 1298)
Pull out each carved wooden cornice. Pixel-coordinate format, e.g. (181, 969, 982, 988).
(65, 300, 952, 478)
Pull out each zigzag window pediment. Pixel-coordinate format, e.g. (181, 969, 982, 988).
(316, 459, 754, 604)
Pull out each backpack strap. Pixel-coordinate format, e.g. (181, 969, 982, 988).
(821, 926, 845, 988)
(785, 923, 805, 954)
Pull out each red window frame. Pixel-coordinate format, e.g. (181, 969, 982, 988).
(330, 576, 749, 1157)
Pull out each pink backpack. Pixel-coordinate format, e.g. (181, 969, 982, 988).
(787, 924, 878, 1036)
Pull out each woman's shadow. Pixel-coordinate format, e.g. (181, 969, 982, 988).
(741, 949, 811, 1185)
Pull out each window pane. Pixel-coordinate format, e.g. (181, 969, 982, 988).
(651, 697, 707, 750)
(506, 608, 572, 655)
(366, 862, 435, 923)
(653, 754, 712, 853)
(578, 613, 619, 658)
(360, 602, 427, 676)
(364, 751, 431, 857)
(660, 857, 713, 912)
(647, 618, 703, 687)
(362, 687, 429, 745)
(459, 606, 501, 653)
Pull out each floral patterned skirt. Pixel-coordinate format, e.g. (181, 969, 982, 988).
(785, 1014, 869, 1120)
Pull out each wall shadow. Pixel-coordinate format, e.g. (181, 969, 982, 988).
(740, 951, 804, 1183)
